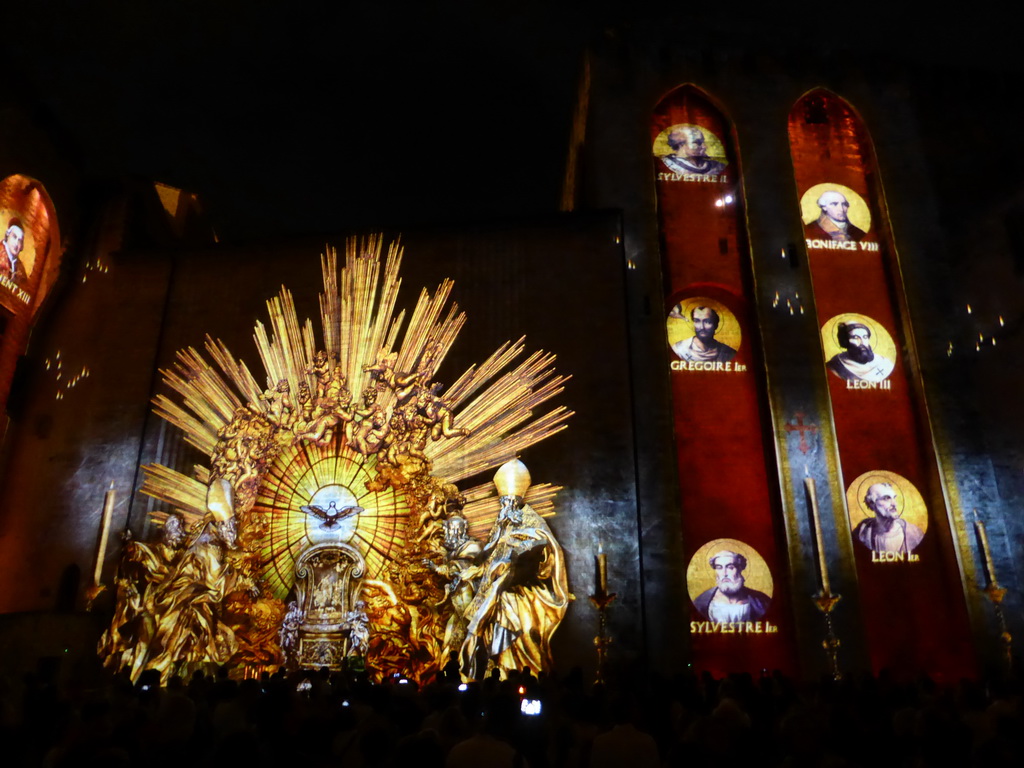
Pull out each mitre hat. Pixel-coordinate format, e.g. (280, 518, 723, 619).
(206, 477, 235, 522)
(494, 459, 531, 498)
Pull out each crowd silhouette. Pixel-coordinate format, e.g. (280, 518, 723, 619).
(5, 657, 1023, 767)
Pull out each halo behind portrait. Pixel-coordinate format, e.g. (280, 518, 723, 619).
(845, 470, 928, 537)
(652, 123, 728, 163)
(820, 312, 897, 380)
(800, 183, 872, 234)
(667, 297, 742, 354)
(686, 538, 773, 608)
(0, 208, 36, 280)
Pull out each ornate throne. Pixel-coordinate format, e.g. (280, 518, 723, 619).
(289, 542, 366, 669)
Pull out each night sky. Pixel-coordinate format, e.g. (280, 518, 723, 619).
(7, 3, 1023, 241)
(9, 4, 591, 240)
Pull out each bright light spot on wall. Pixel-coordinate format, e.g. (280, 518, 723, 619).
(85, 258, 110, 275)
(45, 351, 90, 400)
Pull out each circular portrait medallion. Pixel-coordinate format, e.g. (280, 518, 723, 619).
(653, 124, 729, 176)
(820, 313, 897, 383)
(0, 206, 38, 287)
(800, 183, 872, 240)
(846, 470, 928, 556)
(686, 538, 773, 622)
(667, 297, 741, 366)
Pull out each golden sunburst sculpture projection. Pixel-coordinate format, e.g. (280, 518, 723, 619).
(99, 237, 573, 684)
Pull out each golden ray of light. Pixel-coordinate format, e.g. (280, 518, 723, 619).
(443, 338, 525, 406)
(260, 461, 304, 503)
(163, 346, 244, 425)
(427, 345, 573, 482)
(320, 250, 340, 362)
(151, 395, 218, 455)
(352, 528, 402, 572)
(382, 310, 406, 362)
(143, 235, 571, 607)
(394, 282, 465, 376)
(336, 237, 402, 393)
(139, 464, 208, 520)
(256, 436, 409, 599)
(461, 482, 561, 540)
(204, 336, 264, 408)
(355, 487, 380, 503)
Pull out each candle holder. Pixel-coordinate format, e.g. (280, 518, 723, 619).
(84, 582, 106, 611)
(982, 583, 1012, 673)
(813, 592, 842, 680)
(87, 481, 117, 612)
(803, 472, 841, 679)
(589, 591, 616, 685)
(973, 511, 1013, 674)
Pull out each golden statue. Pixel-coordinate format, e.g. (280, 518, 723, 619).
(104, 238, 573, 684)
(426, 513, 483, 665)
(98, 514, 186, 679)
(144, 515, 247, 680)
(459, 460, 570, 679)
(349, 386, 390, 455)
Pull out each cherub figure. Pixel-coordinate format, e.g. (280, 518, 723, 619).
(393, 343, 441, 408)
(419, 382, 470, 440)
(364, 352, 399, 391)
(259, 379, 293, 426)
(349, 387, 391, 454)
(294, 382, 314, 426)
(306, 350, 332, 399)
(380, 412, 412, 465)
(294, 367, 353, 444)
(351, 407, 390, 455)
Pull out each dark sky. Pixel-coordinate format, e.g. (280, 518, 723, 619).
(8, 3, 1024, 241)
(11, 3, 590, 239)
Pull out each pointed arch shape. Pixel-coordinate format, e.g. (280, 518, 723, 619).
(788, 88, 896, 244)
(787, 88, 977, 678)
(652, 83, 796, 675)
(0, 173, 62, 314)
(0, 174, 63, 423)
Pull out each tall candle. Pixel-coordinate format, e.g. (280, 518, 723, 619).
(595, 542, 608, 596)
(974, 510, 996, 587)
(804, 476, 831, 596)
(93, 482, 116, 585)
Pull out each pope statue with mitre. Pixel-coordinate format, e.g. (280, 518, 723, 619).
(459, 459, 570, 679)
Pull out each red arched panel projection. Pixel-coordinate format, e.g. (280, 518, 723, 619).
(0, 175, 61, 419)
(654, 86, 795, 674)
(788, 91, 974, 678)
